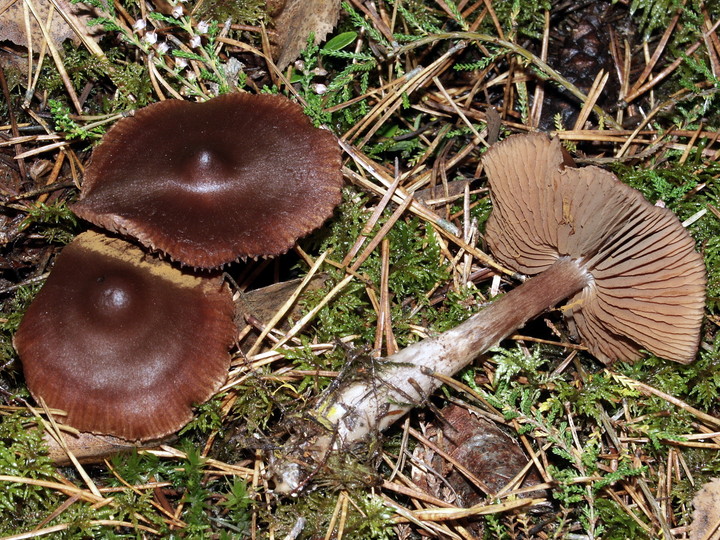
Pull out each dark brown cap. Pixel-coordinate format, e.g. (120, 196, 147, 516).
(483, 133, 706, 363)
(13, 231, 236, 441)
(72, 93, 343, 268)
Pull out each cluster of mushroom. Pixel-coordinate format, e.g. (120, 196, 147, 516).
(14, 93, 343, 442)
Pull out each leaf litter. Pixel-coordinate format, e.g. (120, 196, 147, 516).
(0, 0, 719, 537)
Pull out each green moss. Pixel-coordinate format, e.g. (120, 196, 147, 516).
(306, 192, 452, 355)
(290, 27, 376, 132)
(0, 0, 716, 535)
(217, 477, 252, 535)
(20, 201, 79, 244)
(618, 338, 720, 412)
(594, 498, 650, 540)
(0, 414, 59, 533)
(0, 283, 42, 379)
(271, 489, 393, 539)
(42, 46, 154, 114)
(178, 392, 226, 440)
(630, 0, 701, 39)
(477, 0, 552, 39)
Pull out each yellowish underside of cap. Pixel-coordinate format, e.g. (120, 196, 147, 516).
(73, 230, 218, 290)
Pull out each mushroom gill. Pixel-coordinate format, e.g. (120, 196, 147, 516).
(484, 133, 706, 363)
(269, 133, 708, 492)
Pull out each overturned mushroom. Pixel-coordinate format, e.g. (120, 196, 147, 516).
(485, 133, 705, 363)
(271, 133, 706, 492)
(72, 93, 343, 268)
(13, 231, 236, 441)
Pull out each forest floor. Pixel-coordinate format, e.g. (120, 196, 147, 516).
(1, 0, 720, 538)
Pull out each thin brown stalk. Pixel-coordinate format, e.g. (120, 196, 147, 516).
(679, 122, 705, 164)
(350, 194, 413, 272)
(47, 0, 105, 58)
(340, 143, 518, 277)
(625, 41, 704, 104)
(409, 426, 496, 496)
(24, 0, 82, 113)
(702, 9, 720, 78)
(628, 6, 683, 95)
(344, 43, 465, 144)
(572, 70, 609, 131)
(273, 258, 591, 492)
(381, 478, 456, 508)
(246, 252, 328, 357)
(395, 32, 623, 129)
(529, 9, 550, 128)
(613, 374, 720, 429)
(480, 0, 504, 40)
(405, 497, 544, 522)
(0, 67, 27, 179)
(433, 76, 487, 145)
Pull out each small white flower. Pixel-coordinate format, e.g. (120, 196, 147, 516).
(312, 83, 328, 95)
(187, 71, 197, 81)
(132, 18, 146, 31)
(293, 59, 305, 72)
(143, 30, 158, 45)
(172, 5, 183, 17)
(190, 35, 202, 48)
(312, 67, 327, 77)
(175, 57, 188, 70)
(157, 41, 170, 55)
(197, 20, 209, 34)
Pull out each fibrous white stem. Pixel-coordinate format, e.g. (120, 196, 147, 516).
(273, 257, 591, 493)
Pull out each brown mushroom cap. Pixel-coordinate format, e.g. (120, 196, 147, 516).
(71, 93, 343, 268)
(13, 231, 236, 441)
(483, 133, 706, 363)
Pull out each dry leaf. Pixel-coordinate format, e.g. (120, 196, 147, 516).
(411, 405, 545, 503)
(0, 0, 100, 51)
(410, 405, 545, 537)
(691, 478, 720, 540)
(272, 0, 341, 70)
(235, 274, 329, 353)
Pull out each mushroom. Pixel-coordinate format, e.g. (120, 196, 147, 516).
(271, 133, 706, 492)
(13, 231, 236, 441)
(71, 93, 343, 268)
(483, 133, 706, 363)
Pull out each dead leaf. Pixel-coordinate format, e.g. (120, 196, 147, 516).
(272, 0, 341, 70)
(411, 405, 545, 504)
(414, 179, 470, 204)
(691, 478, 720, 540)
(235, 274, 329, 352)
(0, 0, 101, 52)
(411, 405, 546, 536)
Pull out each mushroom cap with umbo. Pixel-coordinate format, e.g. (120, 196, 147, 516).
(13, 231, 236, 441)
(483, 133, 706, 364)
(72, 93, 343, 268)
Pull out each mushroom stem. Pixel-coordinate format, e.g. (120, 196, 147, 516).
(272, 257, 591, 493)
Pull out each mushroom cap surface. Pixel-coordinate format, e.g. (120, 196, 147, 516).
(13, 231, 236, 441)
(72, 93, 343, 268)
(483, 133, 706, 364)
